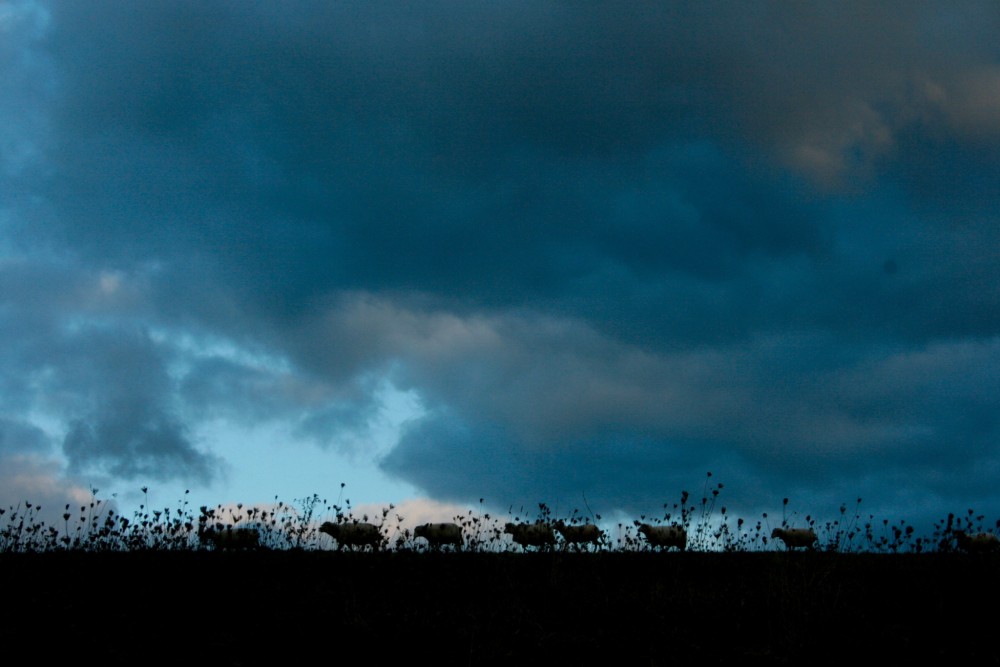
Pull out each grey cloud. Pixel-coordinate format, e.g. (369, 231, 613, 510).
(48, 326, 221, 482)
(179, 354, 384, 454)
(63, 410, 211, 482)
(180, 356, 304, 424)
(0, 417, 50, 454)
(292, 401, 380, 448)
(369, 301, 1000, 524)
(319, 297, 989, 458)
(382, 411, 795, 522)
(0, 259, 222, 483)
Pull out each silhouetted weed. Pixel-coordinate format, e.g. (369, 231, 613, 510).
(2, 475, 999, 556)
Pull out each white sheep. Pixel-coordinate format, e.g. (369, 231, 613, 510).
(553, 521, 603, 549)
(954, 530, 1000, 553)
(770, 527, 817, 550)
(414, 522, 464, 550)
(319, 521, 384, 551)
(637, 523, 687, 551)
(198, 526, 260, 550)
(504, 522, 556, 550)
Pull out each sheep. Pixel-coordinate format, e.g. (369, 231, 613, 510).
(553, 521, 604, 550)
(770, 527, 817, 550)
(504, 522, 556, 550)
(414, 522, 464, 550)
(954, 530, 1000, 553)
(319, 521, 384, 551)
(637, 523, 687, 551)
(198, 525, 260, 550)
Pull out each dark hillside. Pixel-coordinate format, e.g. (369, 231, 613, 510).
(4, 552, 996, 664)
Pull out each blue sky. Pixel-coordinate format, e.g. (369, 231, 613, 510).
(2, 1, 1000, 537)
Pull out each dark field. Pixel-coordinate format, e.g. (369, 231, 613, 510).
(5, 551, 998, 664)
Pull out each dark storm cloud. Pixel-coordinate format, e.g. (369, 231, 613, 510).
(3, 1, 1000, 524)
(31, 1, 999, 328)
(0, 417, 49, 454)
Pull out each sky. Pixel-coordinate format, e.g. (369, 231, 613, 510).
(2, 1, 1000, 538)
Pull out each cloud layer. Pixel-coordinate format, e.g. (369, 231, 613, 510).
(2, 1, 1000, 526)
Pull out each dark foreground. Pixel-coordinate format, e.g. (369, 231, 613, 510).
(4, 551, 997, 664)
